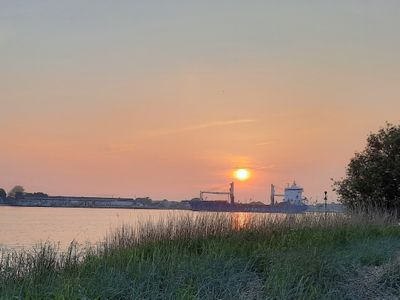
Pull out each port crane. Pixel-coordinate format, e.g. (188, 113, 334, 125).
(270, 184, 284, 205)
(200, 182, 235, 204)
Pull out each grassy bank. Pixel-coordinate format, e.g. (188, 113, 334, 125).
(1, 213, 400, 299)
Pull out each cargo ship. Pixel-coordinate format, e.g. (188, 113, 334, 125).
(190, 182, 308, 214)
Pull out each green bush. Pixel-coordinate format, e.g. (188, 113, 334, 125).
(334, 123, 400, 212)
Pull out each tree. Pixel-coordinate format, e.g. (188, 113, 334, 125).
(8, 185, 25, 198)
(334, 123, 400, 212)
(0, 188, 6, 200)
(25, 192, 48, 198)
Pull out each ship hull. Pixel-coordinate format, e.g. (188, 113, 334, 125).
(190, 201, 308, 214)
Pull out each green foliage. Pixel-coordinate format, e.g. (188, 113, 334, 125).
(0, 188, 6, 200)
(8, 185, 25, 198)
(334, 123, 400, 211)
(1, 213, 400, 299)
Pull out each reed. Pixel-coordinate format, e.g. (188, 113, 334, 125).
(1, 212, 400, 299)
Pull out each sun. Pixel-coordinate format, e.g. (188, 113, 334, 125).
(234, 168, 251, 181)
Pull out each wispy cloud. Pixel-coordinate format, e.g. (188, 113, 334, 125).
(147, 119, 256, 137)
(101, 143, 136, 155)
(255, 140, 278, 146)
(233, 164, 276, 171)
(253, 164, 276, 171)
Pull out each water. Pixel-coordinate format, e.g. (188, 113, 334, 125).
(0, 206, 195, 250)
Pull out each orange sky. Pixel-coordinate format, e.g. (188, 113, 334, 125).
(1, 2, 400, 202)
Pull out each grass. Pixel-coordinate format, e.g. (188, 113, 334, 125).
(1, 212, 400, 299)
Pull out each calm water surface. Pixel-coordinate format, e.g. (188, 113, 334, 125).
(0, 206, 197, 250)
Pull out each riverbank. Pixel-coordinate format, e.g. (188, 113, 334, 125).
(1, 213, 400, 299)
(1, 196, 190, 210)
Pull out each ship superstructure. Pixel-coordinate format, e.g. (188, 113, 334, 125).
(270, 181, 305, 206)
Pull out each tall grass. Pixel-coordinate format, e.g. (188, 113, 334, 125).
(1, 212, 400, 299)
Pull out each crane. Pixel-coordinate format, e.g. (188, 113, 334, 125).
(200, 182, 235, 204)
(270, 184, 284, 205)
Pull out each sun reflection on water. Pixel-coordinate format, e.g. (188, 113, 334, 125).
(231, 212, 252, 230)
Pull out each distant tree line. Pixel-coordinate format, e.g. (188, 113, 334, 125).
(0, 185, 48, 200)
(0, 185, 25, 200)
(8, 185, 25, 198)
(0, 188, 6, 200)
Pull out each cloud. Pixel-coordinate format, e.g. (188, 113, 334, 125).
(147, 119, 256, 137)
(255, 141, 277, 146)
(101, 143, 136, 155)
(186, 119, 256, 130)
(235, 164, 276, 171)
(253, 164, 276, 171)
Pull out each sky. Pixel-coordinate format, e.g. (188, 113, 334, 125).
(1, 1, 400, 202)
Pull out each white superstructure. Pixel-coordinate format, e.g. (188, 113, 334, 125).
(270, 181, 305, 205)
(283, 181, 304, 205)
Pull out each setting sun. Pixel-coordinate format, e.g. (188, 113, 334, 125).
(234, 168, 251, 181)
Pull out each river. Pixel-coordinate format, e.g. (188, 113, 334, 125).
(0, 206, 197, 250)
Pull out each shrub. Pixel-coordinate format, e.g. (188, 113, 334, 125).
(334, 123, 400, 212)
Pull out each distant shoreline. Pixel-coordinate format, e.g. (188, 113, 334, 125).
(0, 198, 344, 213)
